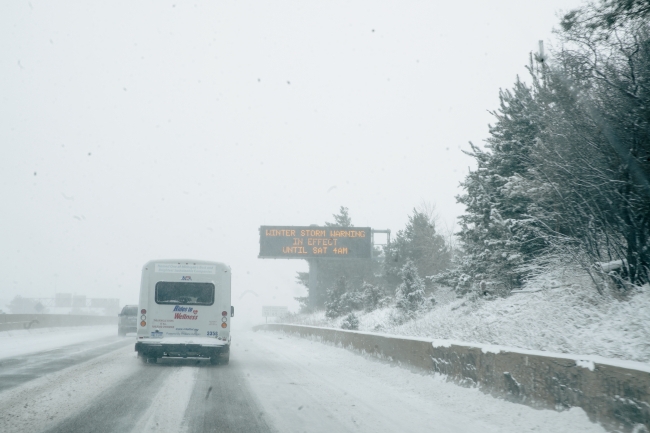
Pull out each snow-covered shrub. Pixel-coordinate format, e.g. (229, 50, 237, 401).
(283, 273, 650, 363)
(340, 312, 359, 330)
(325, 276, 363, 319)
(395, 260, 433, 314)
(340, 290, 364, 311)
(456, 273, 473, 294)
(361, 282, 383, 311)
(377, 296, 393, 308)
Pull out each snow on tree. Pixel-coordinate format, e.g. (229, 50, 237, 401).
(325, 277, 347, 318)
(361, 282, 383, 312)
(340, 312, 359, 330)
(325, 206, 353, 227)
(455, 77, 546, 294)
(395, 260, 431, 314)
(452, 2, 650, 290)
(384, 207, 451, 288)
(325, 276, 363, 318)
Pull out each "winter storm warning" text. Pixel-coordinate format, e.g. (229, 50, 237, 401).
(259, 226, 372, 259)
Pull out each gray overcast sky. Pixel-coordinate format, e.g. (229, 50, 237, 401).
(1, 0, 583, 320)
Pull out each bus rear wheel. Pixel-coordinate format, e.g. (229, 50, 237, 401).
(210, 353, 229, 365)
(138, 353, 157, 364)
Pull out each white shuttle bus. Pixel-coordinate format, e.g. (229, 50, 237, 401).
(135, 259, 232, 365)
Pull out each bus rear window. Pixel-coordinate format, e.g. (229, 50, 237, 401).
(155, 282, 215, 305)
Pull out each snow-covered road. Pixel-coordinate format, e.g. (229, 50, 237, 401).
(0, 326, 119, 360)
(0, 329, 607, 433)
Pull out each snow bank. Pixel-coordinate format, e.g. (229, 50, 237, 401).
(285, 281, 650, 364)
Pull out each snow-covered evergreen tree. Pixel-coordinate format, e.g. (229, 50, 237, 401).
(325, 276, 348, 319)
(384, 208, 451, 288)
(452, 3, 650, 290)
(455, 78, 545, 293)
(325, 206, 353, 227)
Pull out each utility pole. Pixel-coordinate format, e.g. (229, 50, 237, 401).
(535, 40, 547, 75)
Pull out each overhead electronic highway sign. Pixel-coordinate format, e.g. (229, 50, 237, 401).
(258, 226, 372, 259)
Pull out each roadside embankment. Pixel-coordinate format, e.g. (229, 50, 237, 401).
(0, 314, 116, 332)
(254, 323, 650, 433)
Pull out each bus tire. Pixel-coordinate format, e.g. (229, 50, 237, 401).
(210, 353, 229, 365)
(138, 353, 157, 364)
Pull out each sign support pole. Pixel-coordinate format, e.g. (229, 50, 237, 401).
(308, 259, 319, 309)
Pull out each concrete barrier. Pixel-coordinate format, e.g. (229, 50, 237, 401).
(254, 323, 650, 433)
(0, 314, 116, 332)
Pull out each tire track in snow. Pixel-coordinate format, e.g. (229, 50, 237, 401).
(0, 345, 141, 433)
(182, 359, 274, 433)
(0, 336, 133, 392)
(129, 365, 197, 433)
(43, 361, 168, 433)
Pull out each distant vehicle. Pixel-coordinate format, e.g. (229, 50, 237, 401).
(117, 305, 138, 336)
(135, 259, 233, 365)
